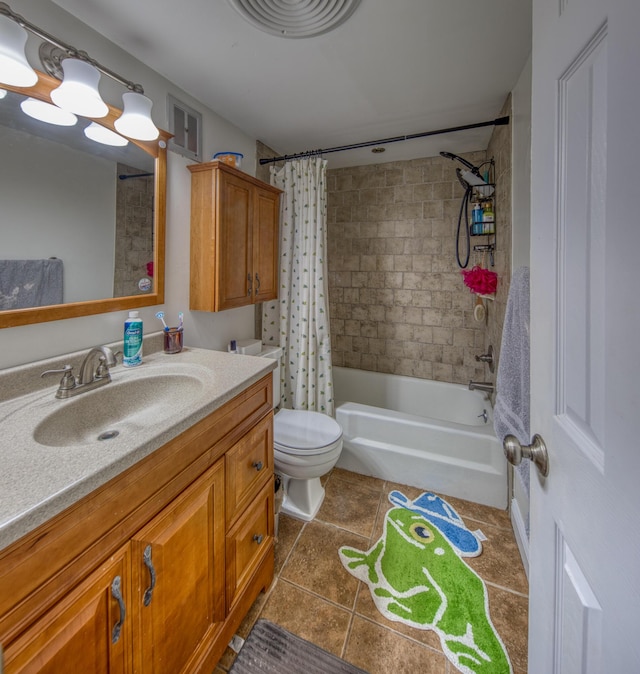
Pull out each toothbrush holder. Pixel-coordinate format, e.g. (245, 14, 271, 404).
(163, 327, 184, 354)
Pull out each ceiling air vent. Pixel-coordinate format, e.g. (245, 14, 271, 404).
(227, 0, 361, 38)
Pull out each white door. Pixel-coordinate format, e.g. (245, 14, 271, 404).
(529, 0, 640, 670)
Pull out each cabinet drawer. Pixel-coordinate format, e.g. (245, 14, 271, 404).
(225, 479, 274, 613)
(225, 414, 273, 526)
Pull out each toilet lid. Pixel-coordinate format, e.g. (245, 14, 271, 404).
(274, 409, 342, 450)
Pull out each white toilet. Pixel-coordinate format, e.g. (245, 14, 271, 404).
(260, 346, 343, 521)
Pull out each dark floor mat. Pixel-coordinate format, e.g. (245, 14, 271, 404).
(228, 619, 369, 673)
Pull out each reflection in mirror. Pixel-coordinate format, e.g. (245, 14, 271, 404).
(0, 72, 169, 328)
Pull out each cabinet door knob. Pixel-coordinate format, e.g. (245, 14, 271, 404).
(252, 460, 263, 471)
(111, 575, 126, 644)
(253, 534, 264, 544)
(247, 273, 252, 296)
(143, 544, 157, 606)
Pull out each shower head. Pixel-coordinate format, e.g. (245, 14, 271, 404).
(439, 151, 480, 175)
(441, 151, 494, 197)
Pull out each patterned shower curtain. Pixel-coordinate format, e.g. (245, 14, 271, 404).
(262, 156, 334, 415)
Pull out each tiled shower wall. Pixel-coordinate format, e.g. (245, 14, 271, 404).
(114, 163, 154, 298)
(256, 100, 513, 387)
(326, 119, 512, 385)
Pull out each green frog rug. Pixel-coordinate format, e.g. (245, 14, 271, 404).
(339, 491, 512, 674)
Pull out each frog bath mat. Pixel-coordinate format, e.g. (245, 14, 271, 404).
(338, 491, 512, 674)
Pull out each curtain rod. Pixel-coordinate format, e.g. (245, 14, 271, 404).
(259, 116, 510, 165)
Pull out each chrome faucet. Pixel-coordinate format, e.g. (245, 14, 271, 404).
(41, 345, 119, 399)
(468, 380, 494, 394)
(77, 346, 119, 385)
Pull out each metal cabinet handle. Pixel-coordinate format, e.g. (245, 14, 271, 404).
(503, 433, 550, 477)
(253, 534, 264, 544)
(252, 460, 263, 471)
(247, 273, 252, 296)
(111, 575, 126, 644)
(143, 544, 156, 606)
(255, 272, 261, 293)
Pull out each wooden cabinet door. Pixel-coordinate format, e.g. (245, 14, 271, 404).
(217, 170, 252, 311)
(225, 479, 274, 613)
(4, 547, 131, 674)
(252, 186, 279, 304)
(131, 459, 225, 674)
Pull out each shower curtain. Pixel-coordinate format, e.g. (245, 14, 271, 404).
(262, 156, 334, 415)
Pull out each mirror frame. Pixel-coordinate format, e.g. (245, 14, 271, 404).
(0, 70, 170, 328)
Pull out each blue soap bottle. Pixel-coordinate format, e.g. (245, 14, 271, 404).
(123, 311, 143, 367)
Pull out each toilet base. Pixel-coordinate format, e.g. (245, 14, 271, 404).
(281, 476, 325, 521)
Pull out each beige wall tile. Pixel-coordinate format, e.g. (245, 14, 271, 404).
(327, 113, 511, 385)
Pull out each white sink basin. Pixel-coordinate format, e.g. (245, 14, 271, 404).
(33, 372, 204, 447)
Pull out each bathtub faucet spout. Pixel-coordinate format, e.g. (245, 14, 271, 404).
(468, 381, 494, 394)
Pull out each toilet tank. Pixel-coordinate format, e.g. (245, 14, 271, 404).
(259, 346, 282, 408)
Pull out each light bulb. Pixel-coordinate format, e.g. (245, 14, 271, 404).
(20, 97, 77, 126)
(84, 121, 129, 146)
(0, 15, 38, 87)
(50, 58, 108, 118)
(114, 92, 159, 141)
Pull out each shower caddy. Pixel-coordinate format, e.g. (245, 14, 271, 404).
(470, 159, 496, 267)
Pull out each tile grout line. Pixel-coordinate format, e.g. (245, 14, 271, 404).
(484, 579, 529, 598)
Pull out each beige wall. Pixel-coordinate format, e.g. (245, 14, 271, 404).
(327, 102, 512, 386)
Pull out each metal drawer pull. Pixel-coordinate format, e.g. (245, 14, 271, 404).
(247, 273, 252, 296)
(255, 273, 261, 293)
(253, 534, 264, 544)
(252, 460, 263, 471)
(111, 575, 126, 644)
(143, 544, 156, 606)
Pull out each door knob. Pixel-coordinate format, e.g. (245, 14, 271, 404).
(503, 433, 549, 477)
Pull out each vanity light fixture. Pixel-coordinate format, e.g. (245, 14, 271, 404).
(84, 121, 129, 147)
(50, 58, 108, 118)
(0, 2, 159, 141)
(20, 96, 77, 126)
(0, 13, 37, 86)
(114, 91, 158, 142)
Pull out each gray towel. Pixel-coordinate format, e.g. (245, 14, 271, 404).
(493, 266, 530, 500)
(0, 259, 64, 310)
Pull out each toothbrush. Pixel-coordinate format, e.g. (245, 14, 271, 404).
(155, 311, 169, 331)
(178, 312, 184, 330)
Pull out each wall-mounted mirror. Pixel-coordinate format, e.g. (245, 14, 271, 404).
(0, 71, 170, 328)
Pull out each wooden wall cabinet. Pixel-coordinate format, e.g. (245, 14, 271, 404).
(189, 161, 281, 312)
(0, 376, 275, 674)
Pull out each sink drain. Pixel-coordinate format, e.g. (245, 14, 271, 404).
(98, 430, 120, 441)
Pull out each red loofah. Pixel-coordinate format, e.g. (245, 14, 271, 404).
(461, 266, 498, 295)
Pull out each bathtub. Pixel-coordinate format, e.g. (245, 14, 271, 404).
(333, 367, 507, 509)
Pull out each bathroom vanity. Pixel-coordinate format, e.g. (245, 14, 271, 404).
(0, 345, 275, 673)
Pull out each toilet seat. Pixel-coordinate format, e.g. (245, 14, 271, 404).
(274, 409, 342, 456)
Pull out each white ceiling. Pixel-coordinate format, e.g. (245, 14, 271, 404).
(51, 0, 532, 168)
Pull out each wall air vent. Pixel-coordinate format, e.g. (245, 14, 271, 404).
(227, 0, 361, 38)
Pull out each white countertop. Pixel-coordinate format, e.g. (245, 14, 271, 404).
(0, 345, 274, 551)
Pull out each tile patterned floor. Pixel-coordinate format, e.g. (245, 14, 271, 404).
(215, 468, 529, 674)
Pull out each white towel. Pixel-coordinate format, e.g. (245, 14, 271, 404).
(493, 266, 530, 504)
(0, 259, 64, 310)
(494, 266, 530, 443)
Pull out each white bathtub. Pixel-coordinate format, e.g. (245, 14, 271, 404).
(333, 367, 507, 509)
